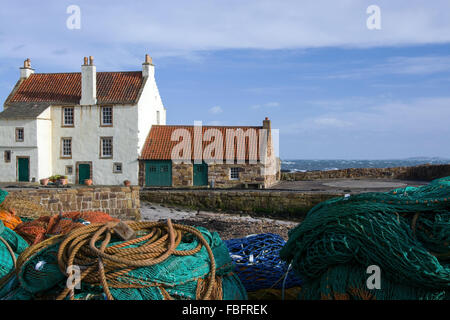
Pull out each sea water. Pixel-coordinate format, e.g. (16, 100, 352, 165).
(281, 158, 450, 173)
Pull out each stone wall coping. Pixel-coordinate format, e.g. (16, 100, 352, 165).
(2, 185, 138, 192)
(5, 186, 141, 221)
(140, 188, 343, 195)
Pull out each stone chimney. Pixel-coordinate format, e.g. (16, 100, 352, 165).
(263, 117, 271, 130)
(142, 54, 154, 78)
(262, 117, 272, 157)
(20, 58, 34, 79)
(80, 56, 97, 106)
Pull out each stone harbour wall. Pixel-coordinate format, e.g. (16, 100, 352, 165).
(141, 189, 342, 220)
(282, 164, 450, 182)
(6, 186, 141, 220)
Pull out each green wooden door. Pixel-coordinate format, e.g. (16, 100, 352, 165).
(18, 158, 29, 182)
(193, 162, 208, 186)
(78, 164, 91, 184)
(145, 161, 172, 186)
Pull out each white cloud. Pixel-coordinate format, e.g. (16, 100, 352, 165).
(313, 117, 353, 128)
(314, 55, 450, 80)
(383, 56, 450, 75)
(209, 105, 223, 114)
(281, 96, 450, 158)
(2, 1, 450, 68)
(265, 102, 280, 107)
(251, 102, 280, 109)
(284, 97, 450, 135)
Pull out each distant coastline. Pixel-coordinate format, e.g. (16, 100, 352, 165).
(280, 158, 450, 173)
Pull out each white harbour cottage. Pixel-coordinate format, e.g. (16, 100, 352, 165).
(0, 55, 166, 185)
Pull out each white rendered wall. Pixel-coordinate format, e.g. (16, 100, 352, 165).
(36, 108, 53, 180)
(51, 104, 140, 185)
(0, 118, 39, 182)
(137, 70, 166, 154)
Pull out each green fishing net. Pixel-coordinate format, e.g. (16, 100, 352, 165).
(281, 177, 450, 300)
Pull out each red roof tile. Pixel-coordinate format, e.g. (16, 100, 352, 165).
(140, 125, 268, 161)
(8, 71, 143, 105)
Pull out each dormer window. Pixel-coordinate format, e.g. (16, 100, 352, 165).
(62, 107, 74, 127)
(101, 106, 113, 126)
(15, 128, 24, 142)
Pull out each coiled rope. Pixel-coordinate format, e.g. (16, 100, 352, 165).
(16, 219, 217, 300)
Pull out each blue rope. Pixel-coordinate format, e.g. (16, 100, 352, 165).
(225, 233, 302, 292)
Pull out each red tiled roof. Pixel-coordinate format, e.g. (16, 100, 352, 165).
(8, 71, 143, 105)
(140, 125, 267, 161)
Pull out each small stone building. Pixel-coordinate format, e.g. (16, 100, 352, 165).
(139, 118, 279, 188)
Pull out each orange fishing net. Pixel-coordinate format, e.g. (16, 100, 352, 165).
(0, 194, 50, 219)
(0, 209, 23, 230)
(14, 211, 119, 245)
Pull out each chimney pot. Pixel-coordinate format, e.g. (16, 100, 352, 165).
(89, 56, 94, 65)
(142, 53, 154, 77)
(144, 54, 152, 64)
(263, 117, 271, 130)
(20, 58, 34, 78)
(83, 57, 88, 65)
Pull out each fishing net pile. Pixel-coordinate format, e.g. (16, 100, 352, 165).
(0, 190, 7, 205)
(0, 192, 50, 220)
(6, 219, 247, 300)
(225, 233, 302, 294)
(0, 221, 29, 297)
(280, 177, 450, 300)
(15, 211, 119, 245)
(0, 210, 22, 230)
(0, 191, 26, 280)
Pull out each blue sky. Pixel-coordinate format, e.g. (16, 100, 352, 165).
(1, 0, 450, 159)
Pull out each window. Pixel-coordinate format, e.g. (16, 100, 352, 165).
(62, 107, 74, 126)
(65, 165, 73, 175)
(15, 128, 24, 142)
(113, 162, 123, 173)
(61, 138, 72, 158)
(230, 167, 240, 180)
(4, 150, 11, 163)
(100, 137, 113, 158)
(101, 106, 113, 126)
(156, 110, 160, 125)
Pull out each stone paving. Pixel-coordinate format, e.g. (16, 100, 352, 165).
(269, 178, 428, 193)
